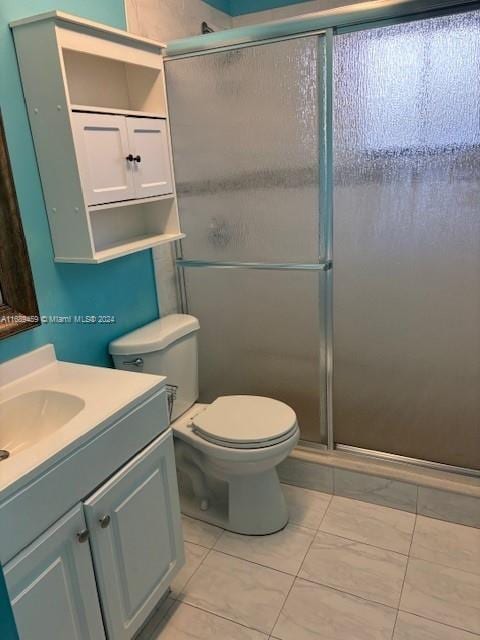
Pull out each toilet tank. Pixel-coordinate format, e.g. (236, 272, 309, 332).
(109, 314, 200, 421)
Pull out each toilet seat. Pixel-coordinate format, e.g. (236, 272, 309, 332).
(191, 395, 298, 449)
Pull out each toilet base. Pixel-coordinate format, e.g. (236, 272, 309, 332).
(227, 469, 288, 535)
(177, 466, 289, 535)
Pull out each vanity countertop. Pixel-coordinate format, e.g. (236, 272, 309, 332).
(0, 344, 166, 500)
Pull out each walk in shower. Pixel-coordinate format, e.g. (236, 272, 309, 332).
(165, 1, 480, 473)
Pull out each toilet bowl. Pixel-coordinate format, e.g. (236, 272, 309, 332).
(109, 314, 299, 535)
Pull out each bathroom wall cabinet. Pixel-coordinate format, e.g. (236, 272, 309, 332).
(4, 430, 183, 640)
(10, 12, 184, 263)
(72, 112, 173, 205)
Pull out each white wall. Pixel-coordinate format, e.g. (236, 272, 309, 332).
(233, 0, 366, 27)
(126, 0, 232, 42)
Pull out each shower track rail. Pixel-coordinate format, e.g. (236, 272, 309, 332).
(175, 259, 332, 271)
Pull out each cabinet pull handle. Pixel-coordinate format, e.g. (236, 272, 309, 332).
(126, 154, 134, 162)
(134, 155, 141, 163)
(77, 529, 90, 543)
(99, 515, 111, 529)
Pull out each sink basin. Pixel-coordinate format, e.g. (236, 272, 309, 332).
(0, 390, 85, 459)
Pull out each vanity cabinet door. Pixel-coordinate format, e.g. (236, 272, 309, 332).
(84, 429, 184, 640)
(126, 117, 173, 198)
(4, 505, 105, 640)
(72, 112, 136, 206)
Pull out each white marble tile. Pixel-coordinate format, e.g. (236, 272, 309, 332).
(401, 558, 480, 635)
(410, 516, 480, 575)
(278, 457, 334, 494)
(334, 468, 417, 513)
(282, 484, 331, 530)
(394, 611, 480, 640)
(214, 524, 315, 575)
(272, 578, 397, 640)
(151, 600, 268, 640)
(180, 550, 293, 634)
(319, 496, 415, 554)
(170, 542, 209, 598)
(299, 531, 407, 607)
(417, 488, 480, 529)
(181, 515, 223, 548)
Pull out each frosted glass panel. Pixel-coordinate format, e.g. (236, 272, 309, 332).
(333, 11, 480, 469)
(185, 268, 325, 443)
(166, 37, 323, 262)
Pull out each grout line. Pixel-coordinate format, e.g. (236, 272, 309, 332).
(268, 487, 336, 636)
(171, 543, 215, 602)
(396, 609, 480, 637)
(312, 528, 410, 557)
(172, 598, 272, 636)
(292, 575, 400, 611)
(391, 514, 418, 639)
(205, 546, 306, 579)
(407, 551, 480, 579)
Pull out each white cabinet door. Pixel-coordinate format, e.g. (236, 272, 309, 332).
(4, 505, 105, 640)
(126, 117, 173, 198)
(84, 429, 184, 640)
(72, 112, 136, 206)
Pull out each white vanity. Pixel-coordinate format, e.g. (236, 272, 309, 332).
(0, 345, 184, 640)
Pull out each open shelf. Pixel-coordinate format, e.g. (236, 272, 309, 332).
(81, 197, 182, 263)
(63, 49, 166, 115)
(88, 193, 175, 213)
(71, 105, 167, 119)
(71, 232, 185, 264)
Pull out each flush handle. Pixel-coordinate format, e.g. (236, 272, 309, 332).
(122, 357, 144, 367)
(77, 529, 90, 544)
(99, 515, 111, 529)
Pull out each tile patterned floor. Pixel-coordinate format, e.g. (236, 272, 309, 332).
(138, 485, 480, 640)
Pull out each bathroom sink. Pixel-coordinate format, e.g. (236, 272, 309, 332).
(0, 390, 85, 460)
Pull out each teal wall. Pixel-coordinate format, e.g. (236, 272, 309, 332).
(0, 0, 159, 368)
(204, 0, 232, 11)
(0, 1, 160, 637)
(205, 0, 314, 15)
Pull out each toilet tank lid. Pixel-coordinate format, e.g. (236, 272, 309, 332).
(109, 314, 200, 356)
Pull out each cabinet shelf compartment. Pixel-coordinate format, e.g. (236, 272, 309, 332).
(63, 50, 167, 116)
(84, 198, 184, 264)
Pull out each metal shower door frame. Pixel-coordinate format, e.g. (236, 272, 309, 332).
(167, 31, 332, 446)
(167, 2, 480, 475)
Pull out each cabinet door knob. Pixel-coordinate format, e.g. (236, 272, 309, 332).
(126, 154, 134, 162)
(77, 529, 90, 543)
(134, 155, 141, 163)
(99, 514, 111, 529)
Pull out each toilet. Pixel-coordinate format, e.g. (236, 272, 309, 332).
(109, 314, 300, 535)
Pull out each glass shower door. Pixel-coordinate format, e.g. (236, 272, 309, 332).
(166, 36, 327, 442)
(333, 11, 480, 470)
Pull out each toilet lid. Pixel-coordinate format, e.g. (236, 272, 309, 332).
(192, 396, 298, 447)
